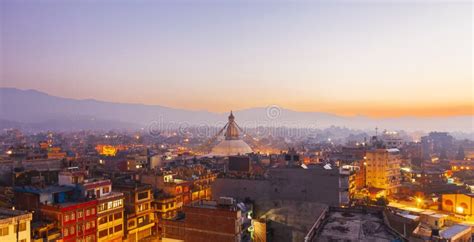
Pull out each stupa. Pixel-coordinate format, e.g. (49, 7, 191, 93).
(210, 111, 253, 156)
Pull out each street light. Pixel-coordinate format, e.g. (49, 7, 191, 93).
(416, 197, 422, 207)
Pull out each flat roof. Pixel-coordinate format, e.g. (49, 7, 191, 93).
(440, 224, 470, 239)
(14, 185, 74, 194)
(0, 208, 30, 220)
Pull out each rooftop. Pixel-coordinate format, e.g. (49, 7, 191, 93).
(14, 185, 74, 195)
(0, 208, 31, 220)
(316, 210, 398, 242)
(440, 224, 470, 239)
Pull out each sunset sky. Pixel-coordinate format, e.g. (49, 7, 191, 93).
(1, 0, 472, 117)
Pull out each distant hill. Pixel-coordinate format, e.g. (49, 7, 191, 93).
(0, 88, 472, 132)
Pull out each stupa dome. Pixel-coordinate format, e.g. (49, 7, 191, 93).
(210, 111, 252, 156)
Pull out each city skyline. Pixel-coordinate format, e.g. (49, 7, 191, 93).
(1, 0, 472, 117)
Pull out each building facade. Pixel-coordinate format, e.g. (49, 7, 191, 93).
(364, 148, 401, 196)
(114, 181, 155, 242)
(0, 208, 32, 242)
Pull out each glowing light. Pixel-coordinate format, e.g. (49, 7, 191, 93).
(401, 167, 411, 172)
(6, 150, 12, 155)
(456, 206, 464, 214)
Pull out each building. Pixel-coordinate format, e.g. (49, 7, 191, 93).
(59, 169, 126, 242)
(0, 208, 32, 242)
(153, 192, 178, 220)
(141, 171, 214, 209)
(364, 148, 401, 196)
(438, 224, 472, 242)
(421, 132, 454, 160)
(381, 131, 405, 149)
(212, 165, 353, 206)
(210, 111, 253, 156)
(114, 180, 155, 242)
(80, 179, 124, 242)
(41, 199, 98, 242)
(162, 199, 243, 242)
(441, 193, 474, 217)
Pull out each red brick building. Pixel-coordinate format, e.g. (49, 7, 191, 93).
(162, 200, 242, 242)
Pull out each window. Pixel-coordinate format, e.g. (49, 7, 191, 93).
(99, 216, 107, 225)
(113, 199, 122, 208)
(138, 203, 149, 212)
(71, 212, 75, 220)
(91, 221, 95, 228)
(109, 228, 113, 234)
(0, 227, 8, 236)
(114, 212, 122, 220)
(114, 224, 122, 232)
(64, 228, 69, 237)
(20, 239, 27, 242)
(14, 222, 27, 232)
(86, 209, 90, 216)
(137, 191, 149, 200)
(103, 187, 110, 194)
(70, 226, 75, 235)
(98, 203, 107, 212)
(86, 235, 94, 242)
(98, 229, 108, 238)
(128, 220, 135, 228)
(64, 214, 69, 222)
(86, 222, 90, 230)
(77, 210, 83, 219)
(91, 208, 96, 214)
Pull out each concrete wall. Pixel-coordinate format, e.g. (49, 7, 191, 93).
(212, 167, 343, 206)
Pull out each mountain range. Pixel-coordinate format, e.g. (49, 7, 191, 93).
(0, 88, 472, 133)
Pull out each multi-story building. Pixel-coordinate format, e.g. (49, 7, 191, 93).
(162, 199, 243, 242)
(153, 192, 179, 238)
(41, 199, 98, 242)
(380, 131, 405, 149)
(59, 169, 126, 242)
(0, 208, 32, 242)
(81, 179, 124, 242)
(421, 132, 454, 160)
(154, 192, 178, 220)
(364, 148, 401, 196)
(141, 171, 214, 211)
(212, 165, 353, 206)
(114, 180, 155, 242)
